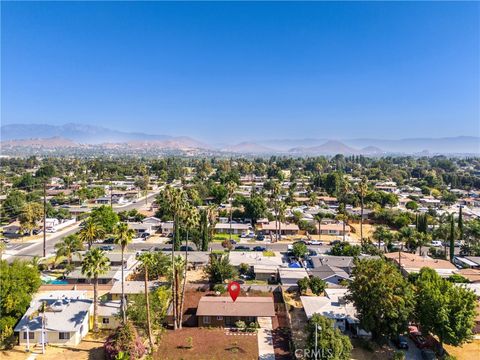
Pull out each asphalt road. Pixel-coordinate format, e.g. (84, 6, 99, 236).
(4, 191, 160, 261)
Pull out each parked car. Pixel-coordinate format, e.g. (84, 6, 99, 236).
(100, 245, 114, 251)
(240, 274, 254, 280)
(240, 232, 248, 238)
(141, 232, 151, 239)
(308, 240, 322, 245)
(229, 239, 238, 245)
(431, 240, 442, 247)
(256, 234, 265, 241)
(253, 246, 266, 252)
(309, 249, 318, 256)
(180, 245, 194, 252)
(136, 249, 149, 258)
(393, 335, 409, 350)
(234, 245, 250, 251)
(103, 237, 115, 244)
(1, 238, 10, 244)
(409, 326, 428, 349)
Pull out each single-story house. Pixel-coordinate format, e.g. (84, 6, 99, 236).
(311, 255, 374, 275)
(253, 265, 279, 282)
(142, 217, 162, 232)
(108, 281, 161, 301)
(128, 222, 154, 237)
(385, 252, 458, 277)
(196, 296, 275, 327)
(65, 267, 122, 285)
(160, 221, 174, 235)
(71, 252, 135, 268)
(279, 268, 309, 289)
(301, 289, 369, 337)
(317, 222, 350, 236)
(214, 222, 252, 235)
(309, 265, 350, 285)
(257, 221, 300, 236)
(14, 291, 92, 346)
(97, 300, 121, 330)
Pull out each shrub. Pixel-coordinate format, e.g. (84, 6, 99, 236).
(213, 284, 227, 294)
(104, 322, 146, 360)
(235, 320, 246, 331)
(392, 350, 406, 360)
(297, 277, 310, 295)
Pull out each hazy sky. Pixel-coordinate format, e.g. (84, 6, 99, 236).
(2, 1, 479, 142)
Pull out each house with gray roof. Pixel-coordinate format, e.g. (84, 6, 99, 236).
(309, 265, 351, 285)
(14, 291, 92, 346)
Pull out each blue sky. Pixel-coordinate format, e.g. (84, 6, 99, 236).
(2, 1, 479, 142)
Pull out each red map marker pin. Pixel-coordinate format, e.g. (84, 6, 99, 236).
(228, 281, 240, 302)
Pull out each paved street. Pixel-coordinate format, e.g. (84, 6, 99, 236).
(4, 191, 160, 261)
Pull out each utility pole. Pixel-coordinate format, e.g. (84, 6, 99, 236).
(43, 182, 47, 258)
(110, 183, 113, 208)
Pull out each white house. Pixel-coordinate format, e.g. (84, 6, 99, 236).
(15, 291, 93, 347)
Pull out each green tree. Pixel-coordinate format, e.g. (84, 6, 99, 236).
(330, 242, 361, 257)
(78, 218, 106, 249)
(54, 234, 83, 266)
(347, 259, 415, 342)
(306, 314, 352, 360)
(292, 242, 308, 259)
(126, 286, 171, 332)
(18, 202, 43, 235)
(309, 276, 327, 295)
(415, 267, 477, 346)
(2, 190, 26, 218)
(243, 193, 267, 223)
(0, 260, 41, 347)
(90, 205, 119, 233)
(114, 222, 135, 323)
(204, 254, 237, 284)
(297, 277, 310, 295)
(449, 214, 455, 262)
(81, 248, 110, 332)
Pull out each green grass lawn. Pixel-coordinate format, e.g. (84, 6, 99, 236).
(245, 279, 268, 285)
(262, 250, 275, 257)
(213, 233, 240, 242)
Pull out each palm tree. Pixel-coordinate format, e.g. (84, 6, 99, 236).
(179, 206, 199, 328)
(335, 213, 348, 242)
(114, 222, 135, 323)
(226, 181, 237, 241)
(54, 234, 83, 266)
(81, 248, 110, 332)
(314, 212, 325, 241)
(356, 176, 369, 245)
(277, 202, 287, 241)
(271, 181, 282, 242)
(162, 186, 187, 330)
(78, 218, 105, 249)
(138, 253, 155, 351)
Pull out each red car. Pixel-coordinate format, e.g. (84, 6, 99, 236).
(408, 325, 428, 349)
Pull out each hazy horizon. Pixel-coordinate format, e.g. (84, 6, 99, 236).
(2, 2, 479, 142)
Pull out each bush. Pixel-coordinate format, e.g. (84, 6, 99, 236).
(104, 322, 146, 360)
(297, 277, 309, 295)
(235, 320, 246, 331)
(392, 350, 406, 360)
(213, 284, 227, 294)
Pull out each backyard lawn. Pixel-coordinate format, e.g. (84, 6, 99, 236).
(155, 328, 258, 360)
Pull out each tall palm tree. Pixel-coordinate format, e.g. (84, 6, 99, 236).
(226, 181, 237, 241)
(277, 202, 286, 241)
(54, 234, 83, 266)
(114, 222, 135, 323)
(162, 186, 187, 330)
(271, 181, 282, 242)
(335, 213, 348, 242)
(179, 206, 199, 328)
(81, 248, 110, 332)
(138, 253, 155, 351)
(78, 218, 105, 249)
(314, 212, 326, 241)
(356, 176, 369, 245)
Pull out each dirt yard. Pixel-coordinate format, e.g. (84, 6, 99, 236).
(1, 332, 108, 360)
(444, 339, 480, 360)
(155, 328, 258, 360)
(283, 291, 309, 350)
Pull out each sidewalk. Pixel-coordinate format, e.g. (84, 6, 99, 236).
(257, 317, 275, 360)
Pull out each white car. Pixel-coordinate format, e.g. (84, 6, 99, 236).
(431, 240, 443, 247)
(308, 240, 322, 245)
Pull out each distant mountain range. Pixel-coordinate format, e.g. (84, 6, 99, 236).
(1, 123, 479, 155)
